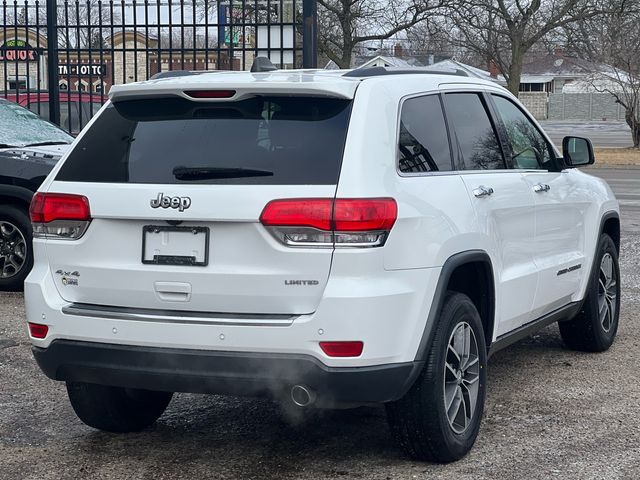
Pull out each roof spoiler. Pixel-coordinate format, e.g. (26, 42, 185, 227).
(150, 70, 209, 80)
(149, 59, 277, 79)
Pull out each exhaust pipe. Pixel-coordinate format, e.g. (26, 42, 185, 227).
(291, 385, 316, 407)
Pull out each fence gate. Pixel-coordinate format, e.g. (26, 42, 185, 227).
(1, 0, 317, 133)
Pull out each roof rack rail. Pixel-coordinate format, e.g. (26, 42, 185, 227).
(343, 66, 469, 78)
(251, 56, 278, 73)
(150, 70, 209, 80)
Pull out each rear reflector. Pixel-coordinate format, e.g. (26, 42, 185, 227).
(320, 341, 364, 357)
(184, 90, 236, 99)
(30, 193, 91, 223)
(260, 198, 397, 248)
(28, 322, 48, 339)
(30, 193, 91, 240)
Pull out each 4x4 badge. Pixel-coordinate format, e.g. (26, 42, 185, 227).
(150, 193, 192, 212)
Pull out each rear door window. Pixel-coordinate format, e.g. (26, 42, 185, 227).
(398, 95, 452, 173)
(56, 96, 353, 185)
(444, 93, 505, 170)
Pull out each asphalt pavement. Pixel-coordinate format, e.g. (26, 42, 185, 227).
(589, 167, 640, 234)
(541, 121, 633, 148)
(0, 168, 639, 479)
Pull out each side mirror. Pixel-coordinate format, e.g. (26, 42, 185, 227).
(563, 136, 595, 167)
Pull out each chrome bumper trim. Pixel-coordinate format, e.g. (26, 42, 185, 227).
(61, 303, 298, 327)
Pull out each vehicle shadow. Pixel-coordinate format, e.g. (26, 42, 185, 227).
(62, 325, 585, 478)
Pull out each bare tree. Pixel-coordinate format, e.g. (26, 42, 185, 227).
(449, 0, 601, 95)
(317, 0, 449, 68)
(404, 16, 457, 59)
(43, 0, 120, 49)
(565, 0, 640, 147)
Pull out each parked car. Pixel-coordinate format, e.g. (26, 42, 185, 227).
(2, 91, 105, 134)
(24, 64, 620, 462)
(0, 98, 73, 290)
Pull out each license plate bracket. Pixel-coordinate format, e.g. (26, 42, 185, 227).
(142, 225, 209, 266)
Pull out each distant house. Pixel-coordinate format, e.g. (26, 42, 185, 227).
(520, 47, 610, 93)
(516, 47, 630, 120)
(351, 49, 508, 88)
(427, 59, 508, 86)
(354, 44, 424, 69)
(356, 54, 417, 69)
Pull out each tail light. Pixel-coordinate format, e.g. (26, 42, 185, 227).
(260, 198, 397, 248)
(29, 193, 91, 240)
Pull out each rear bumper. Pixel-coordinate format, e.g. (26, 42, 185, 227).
(33, 340, 423, 407)
(25, 258, 442, 367)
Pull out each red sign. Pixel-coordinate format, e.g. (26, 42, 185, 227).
(0, 49, 37, 61)
(0, 40, 39, 61)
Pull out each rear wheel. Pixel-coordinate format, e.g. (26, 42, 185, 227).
(559, 233, 620, 352)
(66, 382, 173, 433)
(386, 292, 487, 462)
(0, 205, 32, 291)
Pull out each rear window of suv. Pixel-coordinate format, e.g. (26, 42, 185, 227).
(56, 95, 353, 185)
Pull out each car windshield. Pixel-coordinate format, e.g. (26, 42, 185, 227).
(0, 99, 74, 147)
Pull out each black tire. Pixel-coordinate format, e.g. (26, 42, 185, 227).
(559, 233, 620, 352)
(0, 205, 33, 291)
(66, 382, 173, 433)
(386, 292, 487, 463)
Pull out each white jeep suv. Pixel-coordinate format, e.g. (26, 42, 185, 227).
(24, 64, 620, 462)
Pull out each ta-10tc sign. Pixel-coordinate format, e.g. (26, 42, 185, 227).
(58, 64, 107, 76)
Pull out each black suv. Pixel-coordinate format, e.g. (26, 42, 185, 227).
(0, 98, 73, 290)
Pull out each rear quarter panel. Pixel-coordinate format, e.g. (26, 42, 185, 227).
(336, 78, 491, 271)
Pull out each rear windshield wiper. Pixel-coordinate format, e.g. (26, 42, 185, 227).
(173, 166, 274, 180)
(0, 143, 18, 149)
(23, 141, 71, 147)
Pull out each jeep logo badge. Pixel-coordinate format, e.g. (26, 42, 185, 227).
(150, 193, 192, 212)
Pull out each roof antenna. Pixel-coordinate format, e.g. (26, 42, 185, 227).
(251, 57, 277, 73)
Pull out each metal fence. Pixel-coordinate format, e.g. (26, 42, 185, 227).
(1, 0, 317, 133)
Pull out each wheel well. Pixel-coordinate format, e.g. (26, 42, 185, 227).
(0, 195, 30, 213)
(602, 216, 620, 253)
(447, 261, 495, 350)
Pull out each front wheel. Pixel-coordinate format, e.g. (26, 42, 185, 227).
(66, 382, 173, 433)
(386, 292, 487, 462)
(559, 233, 620, 352)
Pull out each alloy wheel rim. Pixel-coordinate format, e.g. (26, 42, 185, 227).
(443, 321, 480, 435)
(598, 252, 617, 333)
(0, 221, 27, 279)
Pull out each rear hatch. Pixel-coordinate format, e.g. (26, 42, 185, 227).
(43, 94, 353, 314)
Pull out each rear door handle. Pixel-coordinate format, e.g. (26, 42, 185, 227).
(533, 183, 550, 193)
(472, 186, 494, 198)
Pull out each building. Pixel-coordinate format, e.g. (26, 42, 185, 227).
(0, 27, 249, 94)
(519, 47, 611, 93)
(352, 46, 507, 88)
(427, 59, 507, 86)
